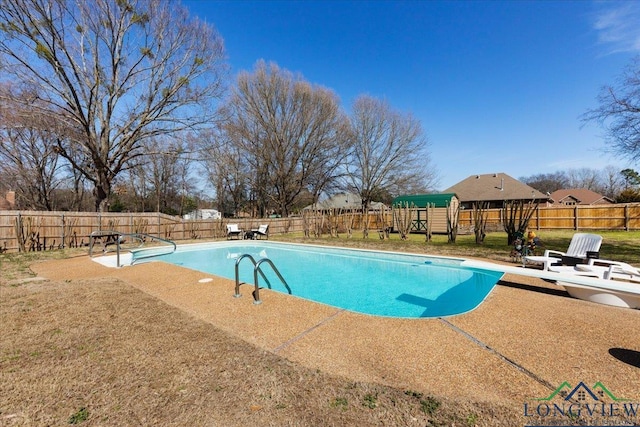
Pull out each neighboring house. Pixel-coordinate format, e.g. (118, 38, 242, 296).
(442, 173, 549, 209)
(547, 189, 614, 206)
(0, 191, 15, 210)
(183, 209, 222, 220)
(303, 193, 386, 211)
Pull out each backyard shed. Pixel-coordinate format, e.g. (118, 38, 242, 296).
(392, 193, 459, 234)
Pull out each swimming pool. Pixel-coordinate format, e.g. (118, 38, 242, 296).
(145, 241, 504, 318)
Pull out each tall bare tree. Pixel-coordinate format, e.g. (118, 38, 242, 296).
(520, 172, 569, 195)
(0, 128, 62, 210)
(566, 168, 602, 191)
(0, 89, 65, 209)
(599, 165, 625, 199)
(583, 55, 640, 164)
(199, 129, 251, 217)
(0, 0, 227, 211)
(521, 167, 626, 199)
(345, 95, 438, 211)
(223, 61, 349, 217)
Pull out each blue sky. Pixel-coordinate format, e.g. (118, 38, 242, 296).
(184, 0, 640, 190)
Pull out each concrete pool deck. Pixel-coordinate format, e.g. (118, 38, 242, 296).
(31, 254, 640, 411)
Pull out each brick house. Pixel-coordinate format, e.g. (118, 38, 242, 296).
(547, 188, 614, 206)
(0, 191, 15, 210)
(442, 173, 549, 209)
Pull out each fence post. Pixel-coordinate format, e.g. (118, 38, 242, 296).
(17, 212, 22, 252)
(61, 213, 65, 249)
(574, 206, 578, 230)
(625, 204, 629, 231)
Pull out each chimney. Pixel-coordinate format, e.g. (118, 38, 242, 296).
(6, 191, 15, 208)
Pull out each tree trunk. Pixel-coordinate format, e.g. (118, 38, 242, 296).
(473, 202, 489, 244)
(94, 178, 111, 212)
(502, 200, 539, 245)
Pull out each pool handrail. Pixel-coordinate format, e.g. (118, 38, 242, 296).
(129, 234, 177, 265)
(253, 258, 292, 304)
(234, 254, 267, 297)
(89, 231, 176, 267)
(234, 253, 291, 304)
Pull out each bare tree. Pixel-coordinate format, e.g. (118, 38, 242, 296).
(566, 168, 602, 191)
(345, 95, 438, 211)
(583, 55, 640, 164)
(502, 199, 539, 246)
(0, 126, 61, 210)
(124, 159, 152, 212)
(0, 0, 227, 211)
(520, 172, 569, 195)
(223, 61, 349, 217)
(599, 165, 625, 199)
(472, 201, 489, 244)
(521, 167, 625, 198)
(0, 90, 65, 209)
(197, 127, 251, 217)
(122, 135, 195, 215)
(56, 168, 91, 211)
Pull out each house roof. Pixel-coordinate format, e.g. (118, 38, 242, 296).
(392, 193, 458, 208)
(549, 189, 613, 205)
(442, 173, 548, 203)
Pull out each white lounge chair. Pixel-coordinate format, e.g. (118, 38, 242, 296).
(549, 259, 640, 308)
(226, 224, 243, 240)
(254, 224, 269, 240)
(523, 233, 602, 270)
(550, 259, 640, 282)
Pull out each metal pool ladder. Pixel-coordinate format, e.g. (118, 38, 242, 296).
(234, 254, 291, 304)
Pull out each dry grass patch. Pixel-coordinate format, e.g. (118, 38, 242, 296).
(1, 259, 526, 426)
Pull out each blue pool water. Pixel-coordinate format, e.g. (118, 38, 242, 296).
(146, 242, 504, 318)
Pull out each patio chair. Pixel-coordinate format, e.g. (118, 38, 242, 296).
(226, 224, 243, 240)
(254, 224, 269, 240)
(522, 233, 602, 271)
(550, 259, 640, 282)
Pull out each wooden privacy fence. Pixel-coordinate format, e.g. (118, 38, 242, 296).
(457, 203, 640, 232)
(0, 210, 393, 253)
(1, 203, 638, 253)
(0, 211, 304, 253)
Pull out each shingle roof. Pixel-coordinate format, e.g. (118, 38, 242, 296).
(442, 173, 548, 203)
(549, 189, 613, 205)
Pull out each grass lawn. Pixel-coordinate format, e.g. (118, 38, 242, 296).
(273, 229, 640, 267)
